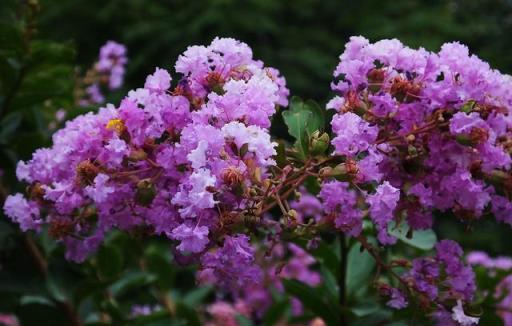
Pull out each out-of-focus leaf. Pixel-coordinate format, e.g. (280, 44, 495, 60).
(320, 265, 339, 302)
(282, 279, 339, 325)
(19, 295, 54, 306)
(235, 314, 254, 326)
(388, 222, 437, 250)
(128, 309, 172, 326)
(262, 299, 289, 326)
(351, 309, 393, 326)
(110, 271, 156, 297)
(0, 111, 22, 142)
(175, 302, 201, 326)
(144, 244, 175, 290)
(182, 286, 212, 306)
(346, 242, 375, 298)
(97, 244, 124, 279)
(351, 300, 380, 317)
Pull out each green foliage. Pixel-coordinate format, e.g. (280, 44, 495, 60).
(346, 242, 375, 299)
(388, 221, 437, 251)
(282, 279, 340, 325)
(282, 96, 325, 159)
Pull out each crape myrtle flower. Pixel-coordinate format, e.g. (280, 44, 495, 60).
(378, 240, 476, 323)
(80, 41, 128, 106)
(3, 38, 288, 296)
(326, 36, 512, 240)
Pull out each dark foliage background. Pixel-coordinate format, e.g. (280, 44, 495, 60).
(1, 0, 512, 325)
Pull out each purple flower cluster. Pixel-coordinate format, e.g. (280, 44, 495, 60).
(204, 242, 321, 321)
(383, 240, 476, 321)
(80, 41, 128, 106)
(325, 36, 512, 243)
(3, 38, 288, 293)
(467, 251, 512, 271)
(97, 41, 128, 89)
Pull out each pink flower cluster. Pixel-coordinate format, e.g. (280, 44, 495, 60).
(80, 41, 128, 106)
(3, 38, 288, 293)
(324, 36, 512, 243)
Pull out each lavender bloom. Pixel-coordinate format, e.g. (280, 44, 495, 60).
(3, 37, 288, 278)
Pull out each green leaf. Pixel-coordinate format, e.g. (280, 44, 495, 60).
(282, 279, 339, 325)
(144, 244, 175, 290)
(262, 299, 289, 326)
(110, 271, 156, 297)
(346, 242, 375, 298)
(175, 302, 201, 326)
(388, 221, 437, 250)
(97, 244, 124, 279)
(235, 314, 254, 326)
(320, 265, 339, 302)
(282, 96, 325, 158)
(182, 286, 212, 306)
(0, 111, 22, 142)
(351, 300, 380, 317)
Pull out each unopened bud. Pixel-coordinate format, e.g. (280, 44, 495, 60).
(205, 72, 225, 95)
(135, 178, 156, 206)
(27, 182, 45, 201)
(128, 149, 147, 161)
(222, 167, 244, 186)
(460, 100, 477, 113)
(318, 167, 333, 178)
(287, 209, 298, 221)
(76, 160, 100, 186)
(310, 131, 330, 155)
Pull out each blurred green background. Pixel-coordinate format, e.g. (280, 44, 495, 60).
(38, 0, 512, 104)
(2, 0, 512, 325)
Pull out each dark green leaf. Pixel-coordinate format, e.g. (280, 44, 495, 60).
(175, 302, 201, 326)
(282, 97, 325, 158)
(97, 244, 124, 279)
(346, 242, 375, 298)
(282, 279, 339, 325)
(262, 299, 289, 326)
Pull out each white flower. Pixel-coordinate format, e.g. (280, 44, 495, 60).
(452, 300, 479, 326)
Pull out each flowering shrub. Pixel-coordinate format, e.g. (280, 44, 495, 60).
(3, 34, 512, 325)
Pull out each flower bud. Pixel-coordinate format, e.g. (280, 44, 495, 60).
(460, 100, 477, 113)
(135, 178, 156, 206)
(310, 131, 330, 155)
(27, 182, 46, 202)
(76, 160, 100, 186)
(48, 219, 74, 240)
(128, 149, 147, 161)
(222, 167, 244, 186)
(205, 72, 225, 95)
